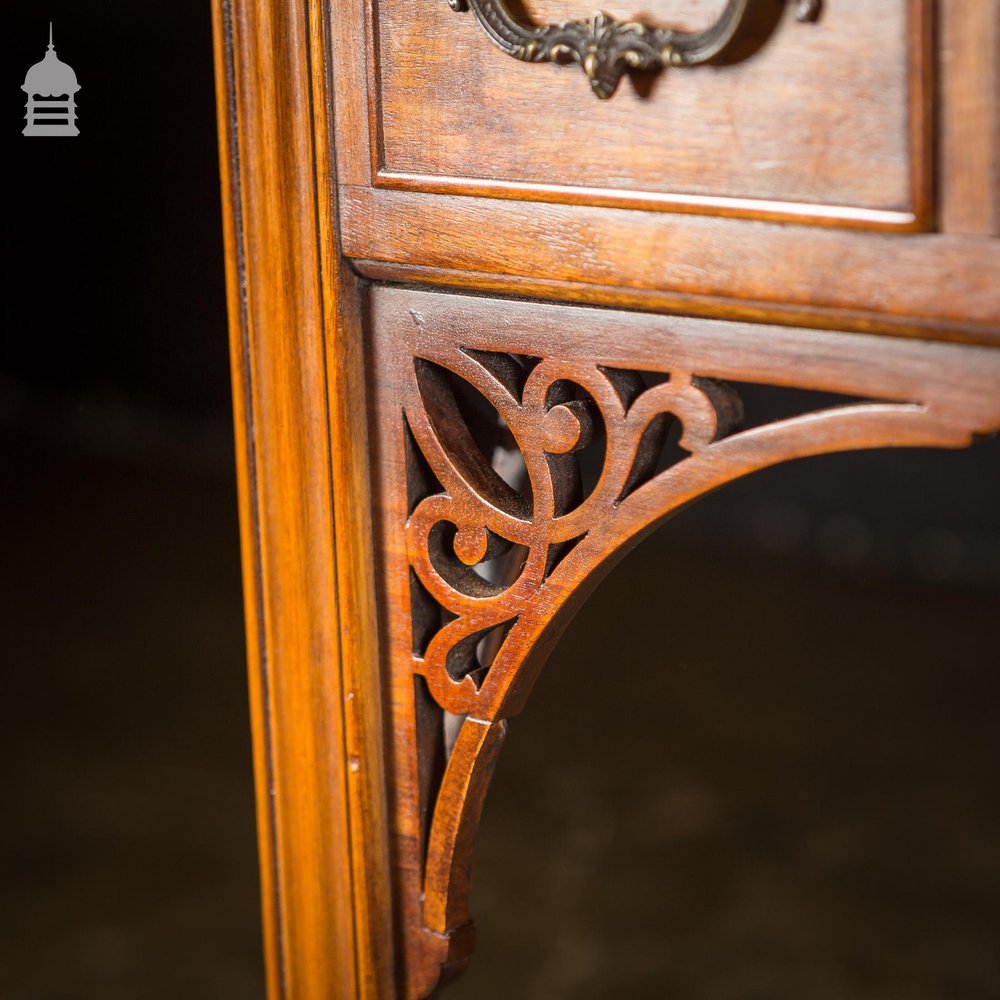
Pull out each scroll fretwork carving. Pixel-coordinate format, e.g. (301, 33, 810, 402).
(370, 289, 1000, 998)
(406, 353, 747, 722)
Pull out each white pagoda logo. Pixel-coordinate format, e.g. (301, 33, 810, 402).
(22, 24, 80, 137)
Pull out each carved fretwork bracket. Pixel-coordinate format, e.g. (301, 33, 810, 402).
(406, 353, 748, 723)
(368, 288, 1000, 998)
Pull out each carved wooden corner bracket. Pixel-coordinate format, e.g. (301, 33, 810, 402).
(446, 0, 821, 98)
(372, 292, 1000, 997)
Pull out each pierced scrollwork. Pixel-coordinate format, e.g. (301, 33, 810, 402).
(379, 292, 1000, 996)
(405, 349, 745, 721)
(446, 0, 821, 99)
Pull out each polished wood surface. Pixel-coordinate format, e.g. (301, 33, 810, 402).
(374, 0, 926, 227)
(331, 0, 998, 339)
(940, 0, 1000, 235)
(341, 189, 1000, 339)
(351, 258, 1000, 344)
(212, 1, 393, 997)
(213, 1, 1000, 997)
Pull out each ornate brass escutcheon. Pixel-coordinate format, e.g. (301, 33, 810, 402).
(447, 0, 821, 98)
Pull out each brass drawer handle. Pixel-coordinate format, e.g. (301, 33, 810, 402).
(447, 0, 820, 99)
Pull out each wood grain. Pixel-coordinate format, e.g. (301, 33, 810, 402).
(215, 2, 1000, 997)
(341, 186, 1000, 336)
(940, 0, 1000, 234)
(212, 1, 394, 997)
(373, 0, 927, 227)
(351, 258, 1000, 345)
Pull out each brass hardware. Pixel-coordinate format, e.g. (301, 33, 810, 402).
(447, 0, 821, 99)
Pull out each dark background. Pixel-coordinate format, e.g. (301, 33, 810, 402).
(5, 5, 262, 998)
(3, 4, 999, 998)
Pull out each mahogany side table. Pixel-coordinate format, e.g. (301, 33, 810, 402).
(211, 1, 1000, 996)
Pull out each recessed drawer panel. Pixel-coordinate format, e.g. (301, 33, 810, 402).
(372, 0, 927, 227)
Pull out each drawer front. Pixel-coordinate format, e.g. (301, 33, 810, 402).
(373, 0, 927, 227)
